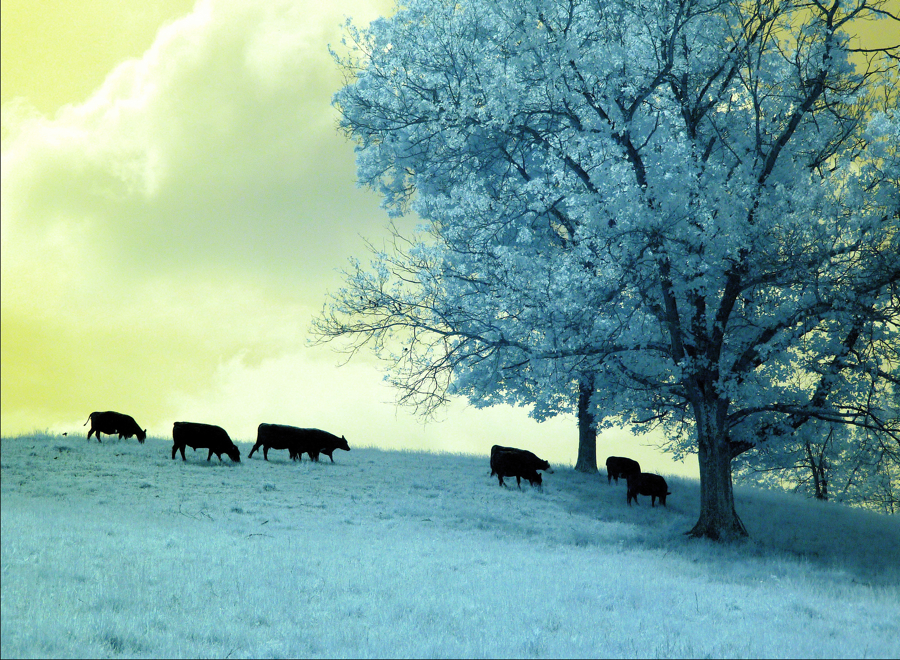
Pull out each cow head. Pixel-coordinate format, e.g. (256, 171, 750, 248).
(338, 435, 351, 451)
(538, 459, 553, 473)
(137, 428, 147, 444)
(227, 445, 241, 462)
(530, 472, 543, 489)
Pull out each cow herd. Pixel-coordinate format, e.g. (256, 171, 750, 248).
(82, 410, 671, 507)
(606, 456, 672, 507)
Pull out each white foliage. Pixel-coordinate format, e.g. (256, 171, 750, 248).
(320, 0, 900, 529)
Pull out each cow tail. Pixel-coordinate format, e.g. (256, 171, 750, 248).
(83, 413, 93, 426)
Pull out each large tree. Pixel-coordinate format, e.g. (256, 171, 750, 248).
(317, 0, 900, 540)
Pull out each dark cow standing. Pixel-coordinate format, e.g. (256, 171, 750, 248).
(490, 445, 553, 474)
(490, 449, 543, 489)
(248, 423, 296, 461)
(84, 411, 147, 443)
(285, 428, 351, 463)
(248, 424, 350, 462)
(171, 421, 241, 463)
(626, 472, 671, 507)
(606, 456, 641, 485)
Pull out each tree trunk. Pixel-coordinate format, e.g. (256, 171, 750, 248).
(575, 374, 598, 473)
(688, 399, 748, 541)
(804, 439, 828, 500)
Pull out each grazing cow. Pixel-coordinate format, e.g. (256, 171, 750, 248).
(605, 456, 641, 485)
(84, 411, 147, 444)
(282, 427, 350, 463)
(490, 445, 553, 474)
(248, 423, 350, 462)
(490, 449, 543, 489)
(626, 472, 671, 507)
(171, 421, 240, 463)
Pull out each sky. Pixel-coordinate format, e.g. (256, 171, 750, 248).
(1, 0, 896, 475)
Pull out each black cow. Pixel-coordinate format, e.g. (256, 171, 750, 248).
(248, 424, 350, 462)
(605, 456, 641, 485)
(171, 421, 240, 463)
(84, 411, 147, 443)
(490, 445, 553, 474)
(248, 423, 296, 461)
(490, 449, 543, 489)
(626, 472, 671, 507)
(274, 427, 351, 463)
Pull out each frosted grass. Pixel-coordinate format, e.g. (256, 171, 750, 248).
(2, 434, 898, 658)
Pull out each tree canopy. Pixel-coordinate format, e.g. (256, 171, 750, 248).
(317, 0, 900, 540)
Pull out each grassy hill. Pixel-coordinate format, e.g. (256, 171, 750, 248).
(2, 433, 898, 658)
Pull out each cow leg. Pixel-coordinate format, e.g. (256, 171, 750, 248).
(207, 449, 214, 461)
(310, 451, 320, 462)
(180, 446, 186, 461)
(516, 475, 522, 489)
(172, 444, 178, 460)
(263, 446, 269, 461)
(497, 474, 505, 487)
(651, 496, 657, 508)
(328, 452, 335, 463)
(248, 443, 259, 459)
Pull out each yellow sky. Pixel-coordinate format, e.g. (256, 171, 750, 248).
(2, 0, 896, 475)
(1, 2, 194, 115)
(2, 0, 621, 473)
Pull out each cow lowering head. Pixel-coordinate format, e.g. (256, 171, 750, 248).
(137, 428, 147, 444)
(227, 444, 241, 462)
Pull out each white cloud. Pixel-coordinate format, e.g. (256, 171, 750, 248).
(1, 0, 395, 435)
(2, 0, 393, 286)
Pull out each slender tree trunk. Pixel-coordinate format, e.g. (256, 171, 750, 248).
(575, 374, 598, 473)
(688, 397, 748, 540)
(804, 438, 828, 500)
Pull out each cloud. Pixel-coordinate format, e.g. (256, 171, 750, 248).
(3, 0, 394, 282)
(1, 0, 396, 434)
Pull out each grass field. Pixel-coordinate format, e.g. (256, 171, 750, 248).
(2, 433, 898, 658)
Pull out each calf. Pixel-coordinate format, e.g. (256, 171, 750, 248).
(490, 450, 543, 489)
(171, 421, 241, 463)
(279, 427, 350, 463)
(84, 411, 147, 443)
(490, 445, 553, 474)
(626, 472, 670, 507)
(605, 456, 641, 485)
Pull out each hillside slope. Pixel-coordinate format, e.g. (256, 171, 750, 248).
(2, 434, 898, 658)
